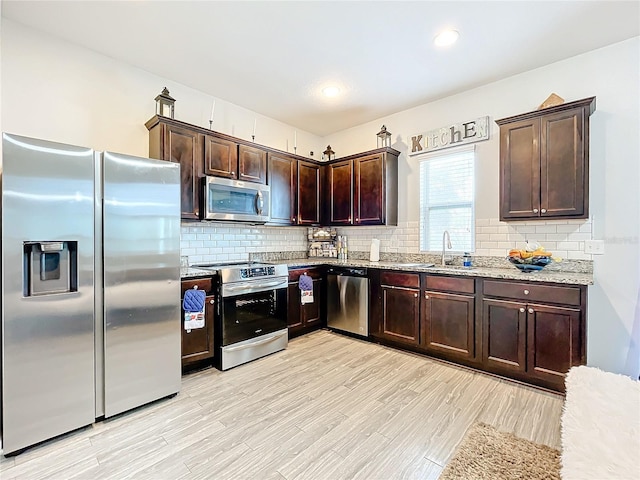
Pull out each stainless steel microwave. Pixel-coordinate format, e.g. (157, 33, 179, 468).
(203, 176, 271, 223)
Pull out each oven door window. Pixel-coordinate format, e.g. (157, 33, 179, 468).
(221, 288, 287, 346)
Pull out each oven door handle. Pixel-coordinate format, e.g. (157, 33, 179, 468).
(223, 278, 287, 296)
(224, 330, 288, 353)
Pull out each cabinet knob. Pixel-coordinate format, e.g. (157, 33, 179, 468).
(193, 285, 198, 290)
(231, 171, 235, 175)
(209, 299, 214, 304)
(519, 307, 525, 313)
(356, 217, 359, 222)
(292, 217, 296, 222)
(541, 208, 547, 214)
(523, 289, 529, 295)
(425, 293, 429, 299)
(414, 293, 418, 298)
(533, 208, 539, 213)
(528, 308, 534, 314)
(348, 217, 351, 222)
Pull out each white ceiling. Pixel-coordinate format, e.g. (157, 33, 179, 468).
(2, 1, 639, 136)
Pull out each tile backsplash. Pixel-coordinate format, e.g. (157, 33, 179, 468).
(181, 217, 593, 264)
(334, 218, 593, 261)
(181, 222, 307, 264)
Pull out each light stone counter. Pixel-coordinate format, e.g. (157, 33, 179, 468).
(180, 267, 214, 279)
(267, 258, 593, 286)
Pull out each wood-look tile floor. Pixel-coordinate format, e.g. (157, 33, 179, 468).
(0, 330, 564, 479)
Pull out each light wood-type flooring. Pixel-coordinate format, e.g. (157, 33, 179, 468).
(0, 330, 564, 479)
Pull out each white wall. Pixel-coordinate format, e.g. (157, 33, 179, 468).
(325, 37, 640, 378)
(0, 20, 324, 162)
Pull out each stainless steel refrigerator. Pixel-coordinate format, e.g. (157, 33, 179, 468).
(0, 133, 181, 455)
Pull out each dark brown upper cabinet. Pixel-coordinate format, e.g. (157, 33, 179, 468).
(327, 160, 354, 225)
(325, 147, 399, 226)
(268, 153, 297, 225)
(267, 154, 320, 226)
(238, 144, 267, 184)
(297, 161, 321, 225)
(204, 135, 237, 179)
(204, 135, 266, 184)
(496, 97, 595, 221)
(146, 117, 202, 220)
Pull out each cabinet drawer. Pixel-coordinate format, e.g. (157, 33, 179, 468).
(425, 276, 475, 294)
(181, 278, 212, 296)
(483, 280, 580, 306)
(289, 267, 323, 282)
(380, 272, 420, 288)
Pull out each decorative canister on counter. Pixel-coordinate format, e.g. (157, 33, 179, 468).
(463, 252, 472, 267)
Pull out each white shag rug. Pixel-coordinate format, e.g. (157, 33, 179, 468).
(561, 365, 640, 480)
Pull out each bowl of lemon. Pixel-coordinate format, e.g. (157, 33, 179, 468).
(507, 245, 556, 272)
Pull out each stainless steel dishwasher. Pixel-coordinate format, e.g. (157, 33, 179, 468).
(326, 266, 369, 337)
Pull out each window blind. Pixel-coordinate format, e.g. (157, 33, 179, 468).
(419, 145, 475, 252)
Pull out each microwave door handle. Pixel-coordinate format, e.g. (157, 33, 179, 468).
(255, 190, 264, 215)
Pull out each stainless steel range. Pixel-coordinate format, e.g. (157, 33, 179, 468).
(194, 262, 289, 370)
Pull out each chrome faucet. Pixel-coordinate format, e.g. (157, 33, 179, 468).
(442, 230, 453, 266)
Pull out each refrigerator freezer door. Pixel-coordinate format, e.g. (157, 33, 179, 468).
(102, 152, 181, 417)
(1, 133, 96, 454)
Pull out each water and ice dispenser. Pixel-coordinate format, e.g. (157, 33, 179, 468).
(23, 241, 78, 296)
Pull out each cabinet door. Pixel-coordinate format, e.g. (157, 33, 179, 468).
(354, 153, 384, 225)
(328, 160, 353, 225)
(482, 298, 526, 373)
(181, 295, 215, 366)
(297, 161, 321, 225)
(268, 153, 297, 225)
(540, 108, 586, 218)
(499, 119, 541, 220)
(287, 283, 303, 330)
(163, 125, 202, 220)
(423, 291, 475, 361)
(204, 135, 238, 179)
(302, 278, 323, 328)
(238, 145, 267, 184)
(526, 303, 581, 388)
(381, 286, 420, 345)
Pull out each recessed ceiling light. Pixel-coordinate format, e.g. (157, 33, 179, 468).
(434, 29, 459, 47)
(322, 86, 341, 97)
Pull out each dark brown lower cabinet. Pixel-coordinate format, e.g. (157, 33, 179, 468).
(482, 280, 585, 391)
(287, 267, 324, 338)
(374, 272, 420, 346)
(369, 272, 585, 392)
(181, 278, 215, 367)
(423, 291, 476, 361)
(482, 298, 527, 373)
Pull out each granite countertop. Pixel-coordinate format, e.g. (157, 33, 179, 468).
(268, 258, 593, 286)
(181, 267, 215, 279)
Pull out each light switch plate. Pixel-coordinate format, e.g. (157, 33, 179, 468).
(585, 239, 605, 255)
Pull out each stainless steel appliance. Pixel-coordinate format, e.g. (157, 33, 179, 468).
(194, 262, 288, 370)
(1, 133, 181, 455)
(203, 176, 270, 223)
(327, 267, 369, 337)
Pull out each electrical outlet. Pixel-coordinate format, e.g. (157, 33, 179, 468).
(584, 240, 605, 255)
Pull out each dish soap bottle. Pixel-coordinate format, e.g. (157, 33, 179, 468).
(463, 252, 472, 268)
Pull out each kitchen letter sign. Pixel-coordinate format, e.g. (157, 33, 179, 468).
(408, 116, 489, 155)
